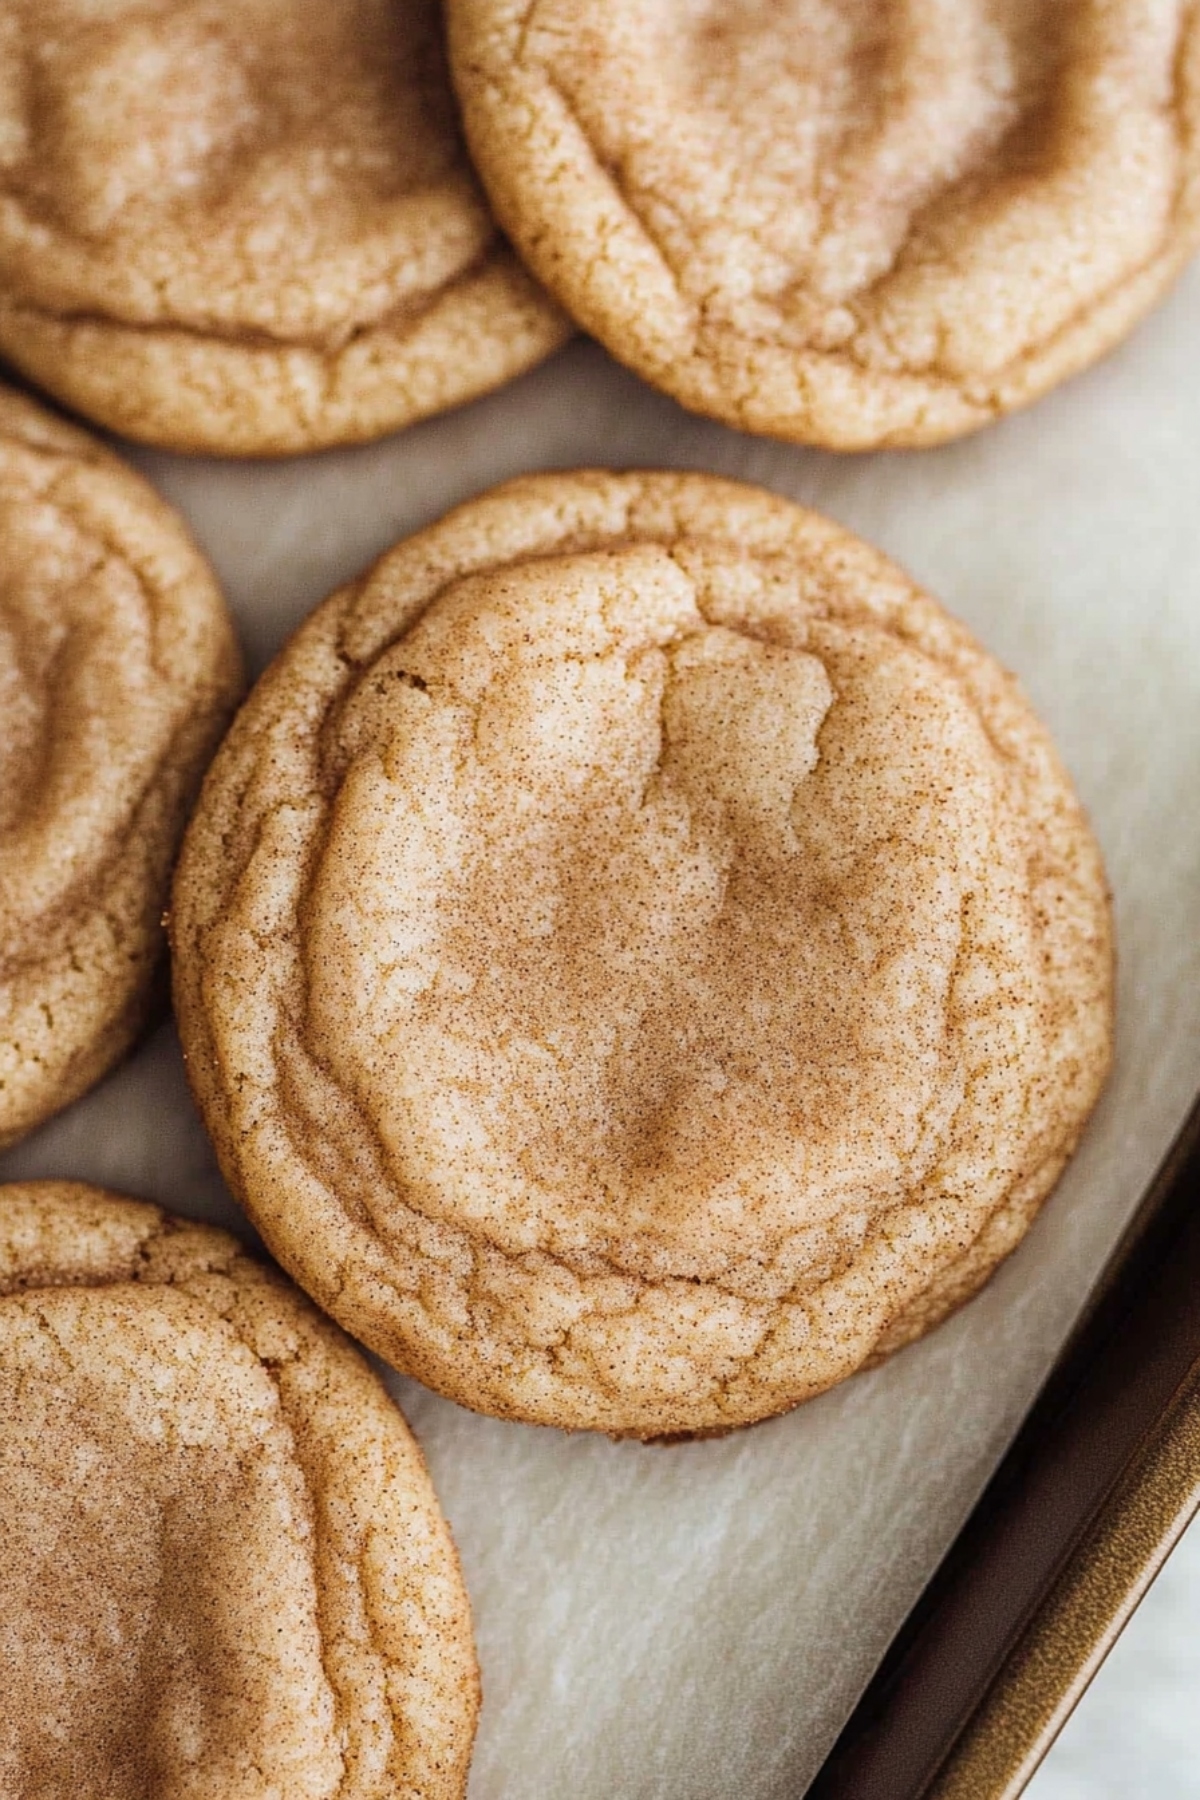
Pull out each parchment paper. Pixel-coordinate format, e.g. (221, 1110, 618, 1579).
(4, 262, 1199, 1798)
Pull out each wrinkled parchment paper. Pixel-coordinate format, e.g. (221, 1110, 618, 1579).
(4, 263, 1199, 1798)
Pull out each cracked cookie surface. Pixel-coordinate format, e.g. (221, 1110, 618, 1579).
(172, 471, 1112, 1436)
(0, 384, 240, 1148)
(0, 0, 569, 454)
(448, 0, 1200, 448)
(0, 1180, 478, 1799)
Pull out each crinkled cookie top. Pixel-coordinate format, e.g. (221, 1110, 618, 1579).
(0, 1182, 478, 1799)
(172, 472, 1113, 1436)
(0, 384, 239, 1148)
(1, 0, 494, 339)
(0, 0, 567, 450)
(448, 0, 1200, 445)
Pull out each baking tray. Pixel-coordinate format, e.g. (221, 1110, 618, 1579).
(2, 254, 1199, 1797)
(813, 1095, 1200, 1797)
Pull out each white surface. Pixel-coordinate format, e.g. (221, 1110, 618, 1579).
(3, 263, 1200, 1797)
(1027, 1515, 1200, 1800)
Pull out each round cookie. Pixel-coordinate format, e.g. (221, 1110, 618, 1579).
(0, 1, 569, 456)
(172, 470, 1113, 1438)
(0, 1180, 478, 1797)
(447, 1, 1200, 449)
(0, 383, 240, 1148)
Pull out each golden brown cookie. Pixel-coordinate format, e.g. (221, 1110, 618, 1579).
(0, 1180, 479, 1798)
(0, 1, 568, 456)
(0, 384, 240, 1148)
(448, 1, 1200, 448)
(172, 471, 1113, 1438)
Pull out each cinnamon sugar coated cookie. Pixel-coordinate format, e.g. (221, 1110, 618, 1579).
(0, 385, 239, 1149)
(0, 1182, 479, 1797)
(0, 0, 568, 455)
(448, 1, 1200, 448)
(172, 471, 1113, 1437)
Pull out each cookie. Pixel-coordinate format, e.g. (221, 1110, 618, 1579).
(0, 1180, 478, 1796)
(171, 470, 1113, 1437)
(447, 1, 1200, 449)
(0, 384, 240, 1148)
(0, 1, 569, 456)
